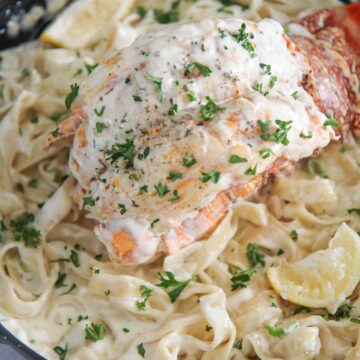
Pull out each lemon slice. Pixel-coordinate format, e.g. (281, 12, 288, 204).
(40, 0, 135, 49)
(267, 223, 360, 313)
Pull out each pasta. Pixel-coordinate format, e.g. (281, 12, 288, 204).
(0, 0, 359, 359)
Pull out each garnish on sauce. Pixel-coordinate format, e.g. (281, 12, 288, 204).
(156, 271, 194, 303)
(200, 96, 225, 121)
(65, 83, 79, 110)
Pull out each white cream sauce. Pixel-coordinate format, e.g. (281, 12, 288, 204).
(70, 18, 334, 254)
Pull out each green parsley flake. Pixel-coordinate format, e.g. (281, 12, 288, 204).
(259, 147, 273, 159)
(244, 164, 257, 176)
(231, 268, 255, 291)
(230, 23, 255, 57)
(167, 171, 182, 182)
(9, 212, 40, 248)
(183, 156, 196, 167)
(154, 182, 170, 197)
(85, 63, 99, 74)
(168, 104, 178, 116)
(154, 9, 179, 24)
(260, 63, 271, 75)
(106, 138, 135, 168)
(200, 170, 221, 184)
(133, 95, 142, 102)
(118, 204, 127, 215)
(27, 179, 38, 188)
(290, 229, 298, 241)
(200, 96, 225, 121)
(83, 197, 95, 209)
(85, 323, 105, 342)
(145, 74, 163, 102)
(65, 83, 79, 110)
(266, 321, 298, 337)
(53, 345, 68, 360)
(348, 208, 360, 216)
(137, 342, 146, 358)
(156, 271, 194, 303)
(229, 154, 247, 164)
(96, 122, 106, 133)
(186, 92, 197, 102)
(323, 115, 340, 129)
(94, 105, 105, 117)
(185, 62, 212, 77)
(246, 243, 265, 267)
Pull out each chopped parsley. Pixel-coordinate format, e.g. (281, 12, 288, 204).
(244, 164, 257, 176)
(169, 189, 180, 201)
(65, 83, 79, 110)
(106, 138, 135, 168)
(27, 179, 38, 188)
(94, 105, 105, 117)
(259, 147, 273, 159)
(137, 342, 146, 358)
(229, 154, 247, 164)
(123, 328, 130, 333)
(133, 95, 142, 102)
(350, 318, 360, 324)
(150, 218, 160, 229)
(323, 115, 340, 129)
(307, 158, 327, 178)
(335, 303, 354, 320)
(85, 63, 99, 74)
(53, 344, 68, 360)
(293, 306, 311, 315)
(156, 271, 194, 303)
(154, 9, 179, 24)
(85, 323, 105, 342)
(30, 117, 39, 124)
(137, 146, 150, 160)
(291, 91, 299, 100)
(266, 321, 298, 337)
(118, 204, 127, 215)
(185, 62, 212, 77)
(62, 283, 77, 295)
(167, 171, 182, 182)
(96, 122, 106, 133)
(348, 208, 360, 216)
(200, 170, 221, 184)
(260, 63, 271, 75)
(186, 92, 197, 102)
(137, 6, 148, 18)
(338, 146, 347, 153)
(104, 289, 111, 296)
(246, 243, 265, 267)
(183, 156, 196, 167)
(231, 267, 255, 291)
(168, 104, 178, 116)
(154, 182, 170, 197)
(9, 212, 40, 248)
(230, 23, 255, 57)
(138, 185, 148, 195)
(69, 250, 80, 267)
(205, 324, 213, 332)
(257, 119, 292, 146)
(144, 74, 163, 102)
(54, 272, 67, 288)
(82, 197, 95, 209)
(290, 229, 298, 241)
(136, 285, 153, 311)
(200, 96, 225, 121)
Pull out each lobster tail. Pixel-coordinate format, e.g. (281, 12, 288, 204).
(291, 3, 360, 138)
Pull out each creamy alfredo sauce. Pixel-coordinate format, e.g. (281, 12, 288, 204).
(70, 18, 334, 263)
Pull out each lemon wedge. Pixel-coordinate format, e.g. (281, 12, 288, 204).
(40, 0, 135, 49)
(267, 223, 360, 313)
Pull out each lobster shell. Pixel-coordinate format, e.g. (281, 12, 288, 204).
(291, 3, 360, 138)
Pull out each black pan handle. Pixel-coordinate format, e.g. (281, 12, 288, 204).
(0, 323, 45, 360)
